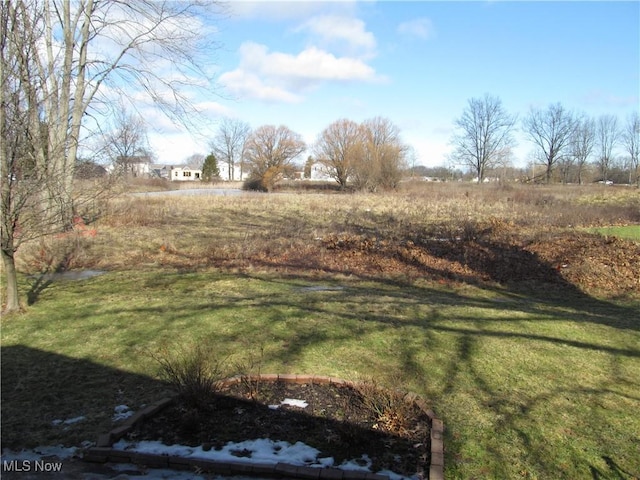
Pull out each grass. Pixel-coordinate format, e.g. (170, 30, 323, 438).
(2, 182, 640, 479)
(588, 224, 640, 241)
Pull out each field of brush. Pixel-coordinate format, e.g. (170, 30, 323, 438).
(2, 182, 639, 479)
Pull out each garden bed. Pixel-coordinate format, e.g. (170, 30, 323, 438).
(87, 376, 443, 480)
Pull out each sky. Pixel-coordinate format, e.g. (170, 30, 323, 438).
(145, 1, 640, 168)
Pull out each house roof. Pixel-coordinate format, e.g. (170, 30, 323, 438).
(116, 155, 151, 164)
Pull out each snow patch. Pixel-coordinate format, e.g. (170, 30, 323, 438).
(51, 415, 86, 426)
(113, 438, 331, 466)
(1, 445, 77, 462)
(300, 285, 345, 292)
(282, 398, 309, 408)
(268, 398, 309, 409)
(340, 453, 372, 471)
(2, 440, 419, 480)
(113, 404, 134, 421)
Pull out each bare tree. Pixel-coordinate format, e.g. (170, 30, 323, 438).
(595, 114, 620, 183)
(523, 103, 576, 183)
(244, 125, 306, 191)
(1, 2, 77, 313)
(96, 107, 152, 177)
(1, 1, 40, 312)
(1, 4, 110, 312)
(313, 118, 363, 189)
(622, 111, 640, 187)
(569, 114, 596, 185)
(210, 118, 251, 181)
(450, 94, 517, 183)
(339, 116, 409, 192)
(360, 117, 408, 191)
(7, 0, 224, 224)
(1, 0, 224, 312)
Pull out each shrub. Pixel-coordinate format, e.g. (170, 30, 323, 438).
(353, 380, 414, 436)
(149, 342, 227, 409)
(242, 176, 267, 192)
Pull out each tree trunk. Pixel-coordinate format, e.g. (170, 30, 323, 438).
(1, 247, 21, 313)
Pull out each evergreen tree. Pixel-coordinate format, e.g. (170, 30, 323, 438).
(202, 153, 220, 182)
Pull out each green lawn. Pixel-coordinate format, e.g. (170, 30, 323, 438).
(2, 268, 639, 479)
(588, 224, 640, 241)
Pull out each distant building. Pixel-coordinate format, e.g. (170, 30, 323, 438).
(150, 164, 172, 179)
(309, 162, 334, 182)
(218, 162, 250, 181)
(115, 155, 151, 177)
(171, 166, 202, 181)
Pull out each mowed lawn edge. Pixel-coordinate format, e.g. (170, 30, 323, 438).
(2, 268, 639, 479)
(587, 224, 640, 241)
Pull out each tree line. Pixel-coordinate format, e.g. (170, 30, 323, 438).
(101, 99, 639, 190)
(449, 94, 639, 185)
(203, 117, 409, 192)
(202, 99, 639, 190)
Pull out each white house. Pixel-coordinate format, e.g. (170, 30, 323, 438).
(106, 155, 151, 177)
(218, 162, 250, 181)
(309, 162, 334, 182)
(171, 166, 202, 181)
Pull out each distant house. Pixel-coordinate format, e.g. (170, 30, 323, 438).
(150, 164, 172, 179)
(309, 162, 334, 182)
(171, 165, 202, 181)
(218, 162, 250, 182)
(115, 155, 151, 177)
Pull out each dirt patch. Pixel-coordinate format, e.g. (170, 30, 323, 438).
(128, 381, 431, 477)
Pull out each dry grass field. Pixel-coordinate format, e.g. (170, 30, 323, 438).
(20, 182, 640, 298)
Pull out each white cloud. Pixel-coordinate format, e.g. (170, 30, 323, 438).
(219, 41, 380, 103)
(295, 15, 376, 58)
(397, 18, 436, 40)
(580, 90, 640, 109)
(219, 69, 303, 104)
(148, 131, 206, 164)
(195, 100, 235, 118)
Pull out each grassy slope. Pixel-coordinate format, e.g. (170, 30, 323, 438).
(2, 184, 640, 479)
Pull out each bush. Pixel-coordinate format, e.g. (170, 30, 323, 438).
(150, 342, 227, 409)
(242, 176, 268, 192)
(353, 380, 414, 436)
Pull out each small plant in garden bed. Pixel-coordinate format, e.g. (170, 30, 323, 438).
(148, 342, 227, 410)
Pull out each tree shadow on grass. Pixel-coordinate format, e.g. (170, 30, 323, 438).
(0, 345, 171, 450)
(590, 456, 639, 479)
(221, 240, 639, 478)
(26, 273, 55, 306)
(420, 312, 640, 478)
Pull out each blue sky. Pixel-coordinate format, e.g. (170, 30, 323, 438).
(148, 1, 639, 168)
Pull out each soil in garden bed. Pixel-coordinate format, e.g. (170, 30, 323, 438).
(129, 380, 431, 476)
